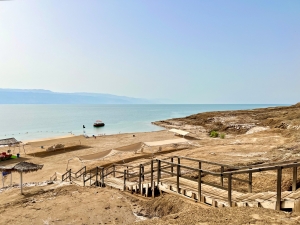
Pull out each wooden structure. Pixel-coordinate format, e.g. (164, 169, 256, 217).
(0, 138, 21, 146)
(0, 137, 23, 154)
(62, 156, 300, 211)
(0, 162, 44, 194)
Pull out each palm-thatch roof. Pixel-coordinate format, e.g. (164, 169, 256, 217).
(0, 137, 21, 146)
(0, 162, 43, 173)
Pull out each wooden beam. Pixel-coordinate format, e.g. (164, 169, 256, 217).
(198, 169, 201, 202)
(177, 164, 180, 193)
(123, 170, 126, 191)
(221, 166, 224, 187)
(160, 169, 174, 175)
(228, 173, 232, 207)
(293, 166, 297, 192)
(176, 156, 237, 168)
(20, 171, 23, 194)
(96, 167, 98, 184)
(171, 157, 174, 177)
(142, 165, 144, 182)
(178, 158, 181, 176)
(294, 200, 300, 212)
(139, 164, 142, 194)
(276, 167, 282, 210)
(224, 162, 300, 175)
(157, 160, 161, 184)
(150, 160, 154, 189)
(101, 167, 104, 187)
(159, 159, 221, 176)
(248, 171, 252, 193)
(152, 181, 155, 198)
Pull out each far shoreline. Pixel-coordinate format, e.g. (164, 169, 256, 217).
(0, 103, 291, 142)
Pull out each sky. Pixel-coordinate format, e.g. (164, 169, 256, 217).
(0, 1, 299, 104)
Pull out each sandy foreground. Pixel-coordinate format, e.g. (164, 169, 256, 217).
(1, 104, 300, 224)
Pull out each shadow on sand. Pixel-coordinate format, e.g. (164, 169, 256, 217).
(27, 145, 91, 158)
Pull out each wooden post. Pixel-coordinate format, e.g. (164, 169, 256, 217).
(130, 185, 133, 194)
(152, 181, 155, 198)
(142, 165, 144, 182)
(83, 173, 85, 186)
(123, 170, 126, 191)
(145, 183, 149, 197)
(198, 169, 202, 202)
(20, 171, 23, 194)
(293, 165, 297, 192)
(69, 169, 72, 182)
(248, 170, 252, 193)
(139, 164, 142, 194)
(90, 170, 92, 186)
(221, 166, 224, 187)
(151, 160, 153, 189)
(276, 167, 282, 210)
(157, 160, 161, 184)
(127, 166, 129, 179)
(113, 165, 116, 177)
(177, 158, 181, 176)
(294, 200, 300, 212)
(228, 173, 232, 207)
(177, 164, 180, 193)
(96, 167, 98, 185)
(101, 167, 104, 187)
(171, 158, 174, 177)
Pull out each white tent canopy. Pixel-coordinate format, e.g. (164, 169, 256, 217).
(79, 138, 189, 160)
(144, 138, 188, 147)
(169, 129, 189, 136)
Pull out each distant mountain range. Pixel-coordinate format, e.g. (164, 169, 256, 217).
(0, 89, 167, 104)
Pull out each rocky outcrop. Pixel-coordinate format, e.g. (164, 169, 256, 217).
(153, 103, 300, 135)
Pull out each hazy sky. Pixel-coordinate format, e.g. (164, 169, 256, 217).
(0, 1, 299, 103)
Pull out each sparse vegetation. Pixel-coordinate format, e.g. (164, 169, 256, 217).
(220, 133, 225, 139)
(209, 130, 219, 138)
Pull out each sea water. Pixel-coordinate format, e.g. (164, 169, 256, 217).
(0, 104, 286, 141)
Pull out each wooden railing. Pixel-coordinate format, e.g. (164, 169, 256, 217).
(83, 167, 103, 186)
(224, 161, 300, 210)
(63, 156, 300, 210)
(62, 169, 72, 182)
(75, 166, 86, 178)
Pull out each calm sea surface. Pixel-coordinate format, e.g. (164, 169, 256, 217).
(0, 104, 286, 141)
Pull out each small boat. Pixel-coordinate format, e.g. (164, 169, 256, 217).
(93, 120, 105, 127)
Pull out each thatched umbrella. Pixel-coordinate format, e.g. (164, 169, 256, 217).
(0, 162, 43, 194)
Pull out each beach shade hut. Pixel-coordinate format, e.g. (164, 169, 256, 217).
(0, 162, 43, 194)
(0, 137, 22, 154)
(0, 137, 21, 146)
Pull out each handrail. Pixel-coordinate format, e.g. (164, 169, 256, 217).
(237, 159, 300, 170)
(83, 166, 102, 186)
(50, 172, 57, 181)
(158, 159, 223, 176)
(62, 169, 72, 182)
(75, 166, 86, 178)
(64, 155, 300, 211)
(172, 156, 239, 169)
(224, 162, 300, 175)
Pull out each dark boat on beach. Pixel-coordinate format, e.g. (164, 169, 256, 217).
(93, 120, 105, 127)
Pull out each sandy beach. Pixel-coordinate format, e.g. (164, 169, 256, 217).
(1, 103, 300, 224)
